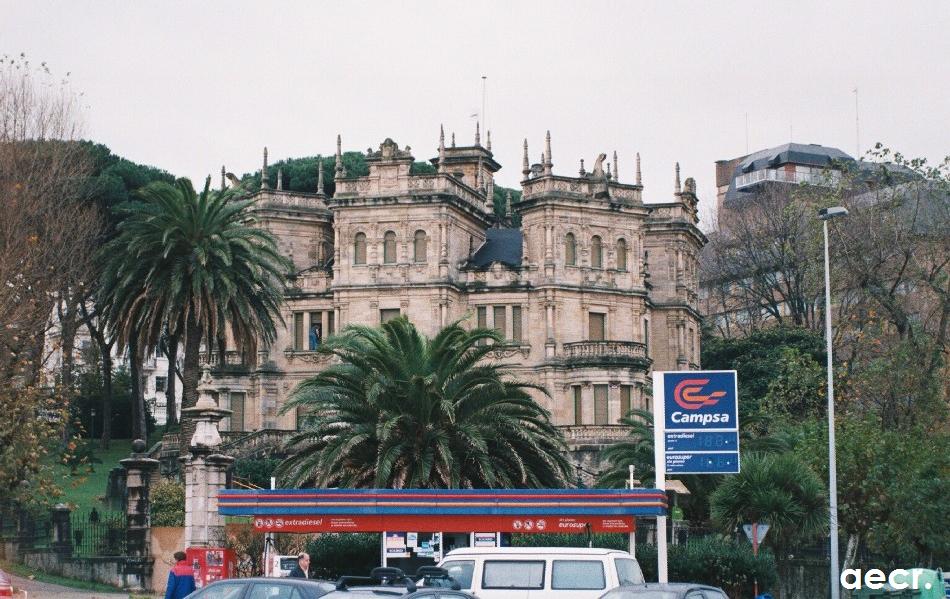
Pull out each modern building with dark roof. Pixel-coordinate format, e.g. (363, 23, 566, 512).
(715, 142, 855, 217)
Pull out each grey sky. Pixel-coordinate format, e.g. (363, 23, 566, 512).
(3, 1, 948, 227)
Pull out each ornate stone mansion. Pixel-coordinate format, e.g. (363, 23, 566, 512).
(209, 128, 706, 474)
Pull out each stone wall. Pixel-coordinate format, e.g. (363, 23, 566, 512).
(150, 526, 185, 594)
(20, 549, 128, 589)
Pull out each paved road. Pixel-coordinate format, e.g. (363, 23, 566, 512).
(7, 572, 134, 599)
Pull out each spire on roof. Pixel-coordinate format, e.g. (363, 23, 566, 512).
(613, 151, 619, 182)
(606, 162, 612, 181)
(438, 124, 446, 174)
(335, 135, 343, 178)
(451, 132, 456, 148)
(522, 139, 530, 179)
(476, 155, 484, 190)
(675, 162, 681, 193)
(579, 158, 586, 176)
(261, 147, 269, 189)
(506, 190, 512, 216)
(543, 130, 553, 176)
(317, 157, 325, 194)
(475, 122, 481, 146)
(276, 167, 283, 190)
(486, 130, 492, 152)
(636, 152, 642, 186)
(220, 165, 226, 191)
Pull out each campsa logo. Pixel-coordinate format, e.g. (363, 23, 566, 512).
(673, 378, 726, 410)
(671, 378, 730, 425)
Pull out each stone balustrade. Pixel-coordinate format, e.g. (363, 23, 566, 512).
(561, 340, 649, 366)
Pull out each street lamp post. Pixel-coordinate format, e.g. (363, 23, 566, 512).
(818, 205, 848, 599)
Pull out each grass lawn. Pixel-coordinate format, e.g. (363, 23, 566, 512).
(52, 428, 165, 515)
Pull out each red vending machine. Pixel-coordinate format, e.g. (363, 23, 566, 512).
(186, 547, 236, 588)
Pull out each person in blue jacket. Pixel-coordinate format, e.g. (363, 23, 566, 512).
(165, 551, 196, 599)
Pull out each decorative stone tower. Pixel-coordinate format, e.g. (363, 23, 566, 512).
(120, 438, 159, 591)
(181, 366, 233, 548)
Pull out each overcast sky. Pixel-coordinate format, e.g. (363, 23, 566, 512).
(4, 1, 948, 227)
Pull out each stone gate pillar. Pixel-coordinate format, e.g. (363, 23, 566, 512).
(181, 367, 233, 547)
(50, 503, 72, 555)
(120, 439, 159, 591)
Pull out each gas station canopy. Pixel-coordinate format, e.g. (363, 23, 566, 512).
(218, 488, 667, 534)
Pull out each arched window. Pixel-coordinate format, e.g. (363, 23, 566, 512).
(565, 233, 576, 266)
(591, 235, 603, 268)
(383, 231, 396, 264)
(413, 230, 427, 262)
(354, 232, 367, 265)
(616, 238, 627, 271)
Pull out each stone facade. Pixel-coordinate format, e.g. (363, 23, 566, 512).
(209, 129, 706, 475)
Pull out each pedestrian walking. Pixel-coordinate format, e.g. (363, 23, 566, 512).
(164, 551, 196, 599)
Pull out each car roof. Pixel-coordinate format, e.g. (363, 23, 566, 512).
(444, 547, 630, 556)
(207, 577, 334, 587)
(614, 583, 723, 591)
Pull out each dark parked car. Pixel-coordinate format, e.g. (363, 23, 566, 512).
(319, 566, 476, 599)
(186, 577, 335, 599)
(600, 583, 731, 599)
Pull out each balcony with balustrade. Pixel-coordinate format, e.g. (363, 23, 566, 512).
(734, 167, 841, 191)
(560, 340, 650, 368)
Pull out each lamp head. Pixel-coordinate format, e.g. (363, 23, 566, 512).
(818, 206, 849, 221)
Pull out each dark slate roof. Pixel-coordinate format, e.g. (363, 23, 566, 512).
(737, 142, 853, 173)
(469, 228, 523, 269)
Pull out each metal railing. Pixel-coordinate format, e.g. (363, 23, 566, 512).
(735, 168, 841, 190)
(70, 511, 127, 557)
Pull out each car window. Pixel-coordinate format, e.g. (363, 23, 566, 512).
(615, 558, 645, 585)
(685, 592, 707, 599)
(702, 591, 728, 599)
(482, 560, 545, 590)
(249, 583, 304, 599)
(440, 560, 475, 589)
(551, 560, 606, 590)
(192, 582, 247, 599)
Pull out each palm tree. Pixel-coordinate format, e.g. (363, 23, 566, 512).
(276, 317, 574, 489)
(99, 177, 289, 450)
(710, 452, 826, 548)
(596, 408, 656, 488)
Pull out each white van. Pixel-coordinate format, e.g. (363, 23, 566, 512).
(436, 547, 644, 599)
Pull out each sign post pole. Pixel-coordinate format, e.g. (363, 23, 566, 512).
(752, 522, 759, 598)
(652, 372, 668, 583)
(628, 465, 636, 558)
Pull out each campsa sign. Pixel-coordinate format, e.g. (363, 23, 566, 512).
(653, 370, 740, 475)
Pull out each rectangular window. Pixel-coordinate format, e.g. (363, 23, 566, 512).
(230, 392, 245, 432)
(293, 313, 304, 351)
(327, 311, 335, 336)
(477, 306, 487, 345)
(155, 376, 167, 393)
(482, 561, 545, 590)
(689, 326, 696, 362)
(619, 385, 631, 421)
(552, 560, 606, 590)
(380, 308, 400, 323)
(573, 386, 583, 426)
(493, 306, 506, 338)
(511, 306, 523, 342)
(589, 312, 606, 341)
(309, 312, 322, 350)
(594, 385, 608, 425)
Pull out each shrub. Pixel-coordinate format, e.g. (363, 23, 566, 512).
(150, 480, 184, 526)
(233, 458, 282, 489)
(306, 533, 380, 579)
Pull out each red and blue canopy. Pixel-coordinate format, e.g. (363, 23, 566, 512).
(218, 488, 667, 533)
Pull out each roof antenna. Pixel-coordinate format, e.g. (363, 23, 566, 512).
(853, 86, 860, 158)
(481, 75, 487, 141)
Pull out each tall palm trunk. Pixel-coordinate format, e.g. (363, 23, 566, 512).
(128, 329, 147, 441)
(101, 349, 113, 449)
(179, 313, 202, 455)
(165, 331, 180, 428)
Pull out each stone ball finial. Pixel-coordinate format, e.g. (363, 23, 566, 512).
(132, 439, 146, 453)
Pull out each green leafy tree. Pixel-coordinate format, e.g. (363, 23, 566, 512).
(710, 452, 826, 550)
(277, 317, 574, 488)
(150, 480, 185, 526)
(99, 178, 290, 453)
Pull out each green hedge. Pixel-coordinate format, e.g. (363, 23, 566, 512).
(306, 533, 380, 579)
(150, 480, 184, 526)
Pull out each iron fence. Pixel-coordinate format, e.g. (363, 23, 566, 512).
(70, 510, 127, 556)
